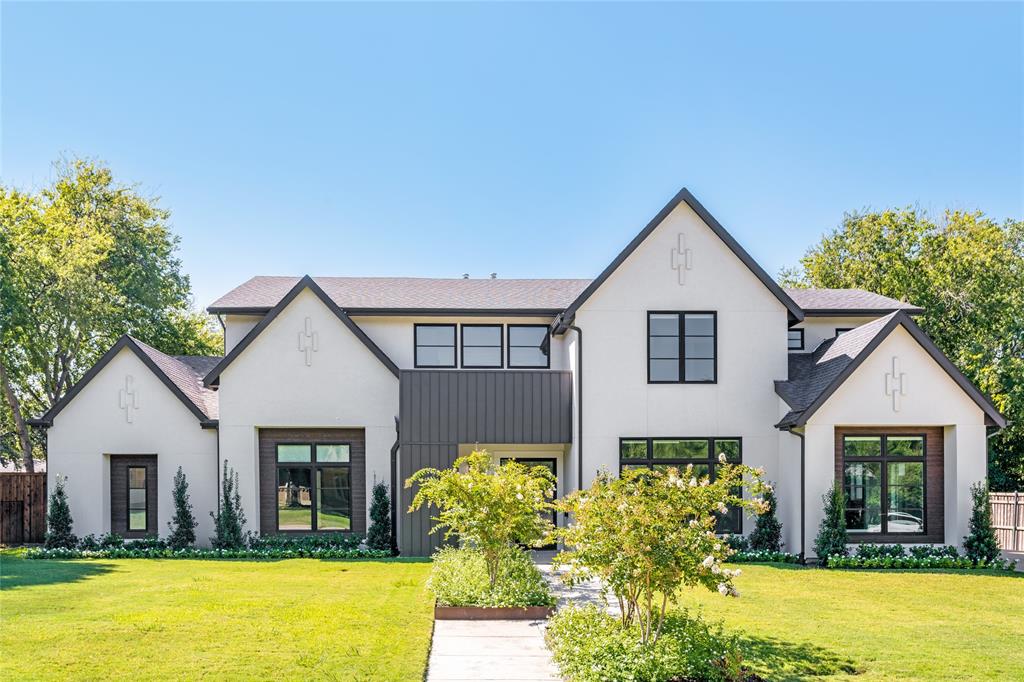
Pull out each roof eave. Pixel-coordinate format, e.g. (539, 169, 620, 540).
(800, 307, 925, 317)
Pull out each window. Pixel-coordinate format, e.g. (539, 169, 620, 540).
(276, 443, 352, 531)
(414, 324, 456, 368)
(843, 435, 925, 535)
(127, 466, 147, 531)
(619, 437, 742, 533)
(461, 325, 503, 368)
(508, 325, 550, 368)
(648, 312, 717, 383)
(787, 329, 804, 350)
(835, 328, 854, 337)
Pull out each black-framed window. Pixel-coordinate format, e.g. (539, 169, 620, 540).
(276, 443, 352, 532)
(508, 324, 550, 368)
(127, 466, 147, 532)
(648, 312, 717, 383)
(835, 327, 854, 337)
(843, 435, 925, 536)
(787, 329, 804, 351)
(414, 324, 456, 368)
(619, 437, 742, 533)
(461, 324, 503, 368)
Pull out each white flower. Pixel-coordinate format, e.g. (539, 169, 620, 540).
(718, 452, 727, 463)
(714, 543, 721, 551)
(689, 477, 698, 487)
(717, 503, 728, 514)
(711, 564, 721, 574)
(717, 583, 729, 596)
(516, 493, 524, 500)
(702, 555, 715, 568)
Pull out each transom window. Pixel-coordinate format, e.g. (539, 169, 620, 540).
(619, 437, 742, 533)
(276, 443, 352, 532)
(648, 312, 717, 383)
(461, 325, 503, 368)
(787, 329, 804, 350)
(508, 325, 550, 368)
(843, 435, 925, 535)
(414, 324, 456, 368)
(127, 466, 147, 531)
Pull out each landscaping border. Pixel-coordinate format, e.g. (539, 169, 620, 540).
(434, 605, 555, 620)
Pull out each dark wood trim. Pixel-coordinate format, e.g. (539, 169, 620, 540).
(434, 605, 554, 620)
(835, 426, 944, 544)
(109, 455, 157, 538)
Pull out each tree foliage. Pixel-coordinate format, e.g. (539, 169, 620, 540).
(748, 483, 783, 552)
(406, 450, 555, 586)
(962, 481, 1001, 565)
(44, 474, 77, 549)
(167, 466, 198, 549)
(210, 460, 247, 549)
(782, 209, 1024, 489)
(813, 484, 848, 562)
(0, 158, 221, 471)
(554, 462, 769, 646)
(366, 480, 393, 552)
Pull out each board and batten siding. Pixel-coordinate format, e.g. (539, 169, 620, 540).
(257, 428, 367, 535)
(109, 455, 158, 539)
(398, 369, 573, 557)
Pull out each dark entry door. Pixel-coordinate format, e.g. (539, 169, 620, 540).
(500, 457, 557, 550)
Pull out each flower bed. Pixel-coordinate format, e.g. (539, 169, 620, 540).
(729, 550, 800, 564)
(428, 545, 555, 610)
(823, 543, 1017, 570)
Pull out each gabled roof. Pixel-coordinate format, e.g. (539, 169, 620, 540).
(554, 188, 804, 332)
(208, 276, 591, 315)
(30, 336, 221, 428)
(775, 311, 1005, 429)
(203, 275, 400, 386)
(784, 288, 924, 316)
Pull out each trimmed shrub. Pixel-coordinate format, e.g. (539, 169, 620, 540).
(722, 534, 750, 553)
(44, 475, 77, 549)
(366, 480, 392, 552)
(729, 550, 800, 564)
(210, 460, 247, 549)
(748, 484, 783, 552)
(855, 544, 905, 559)
(25, 545, 390, 560)
(546, 604, 750, 682)
(429, 545, 554, 607)
(167, 466, 198, 549)
(248, 533, 362, 551)
(963, 481, 1001, 565)
(813, 484, 848, 562)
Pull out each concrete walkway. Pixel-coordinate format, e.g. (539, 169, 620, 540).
(426, 619, 559, 682)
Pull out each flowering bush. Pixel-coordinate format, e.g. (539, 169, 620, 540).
(555, 461, 769, 646)
(406, 450, 555, 586)
(823, 543, 1017, 570)
(429, 546, 554, 607)
(546, 605, 751, 682)
(729, 550, 800, 564)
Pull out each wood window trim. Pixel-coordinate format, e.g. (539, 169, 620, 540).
(647, 311, 718, 384)
(109, 454, 157, 539)
(274, 442, 354, 534)
(413, 323, 457, 369)
(618, 436, 742, 533)
(788, 328, 805, 351)
(460, 324, 504, 369)
(126, 465, 147, 532)
(842, 433, 928, 539)
(507, 324, 551, 369)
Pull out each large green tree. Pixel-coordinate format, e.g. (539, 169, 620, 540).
(782, 208, 1024, 489)
(0, 158, 220, 471)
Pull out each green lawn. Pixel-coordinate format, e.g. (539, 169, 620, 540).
(0, 551, 433, 681)
(675, 563, 1024, 681)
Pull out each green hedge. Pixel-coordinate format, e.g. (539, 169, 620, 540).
(729, 550, 800, 564)
(823, 543, 1017, 570)
(429, 546, 555, 607)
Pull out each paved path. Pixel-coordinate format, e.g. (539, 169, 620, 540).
(425, 619, 559, 682)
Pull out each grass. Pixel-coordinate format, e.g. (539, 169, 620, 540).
(674, 563, 1024, 681)
(0, 550, 432, 681)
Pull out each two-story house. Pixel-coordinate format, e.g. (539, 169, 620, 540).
(33, 188, 1005, 557)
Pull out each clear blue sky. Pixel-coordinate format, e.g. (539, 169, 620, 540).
(3, 2, 1022, 310)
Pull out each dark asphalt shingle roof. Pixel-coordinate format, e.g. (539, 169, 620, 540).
(208, 276, 593, 312)
(783, 288, 921, 313)
(775, 313, 897, 427)
(131, 337, 221, 420)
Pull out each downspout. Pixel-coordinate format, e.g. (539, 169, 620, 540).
(793, 429, 806, 563)
(569, 324, 583, 491)
(216, 424, 221, 514)
(390, 416, 400, 555)
(216, 314, 226, 356)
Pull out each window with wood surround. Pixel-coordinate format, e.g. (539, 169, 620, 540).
(276, 443, 352, 531)
(461, 324, 503, 368)
(127, 466, 147, 532)
(619, 437, 742, 533)
(648, 312, 717, 383)
(843, 435, 925, 535)
(507, 324, 550, 368)
(414, 324, 456, 368)
(787, 329, 804, 350)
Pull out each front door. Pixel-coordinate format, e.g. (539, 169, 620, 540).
(500, 457, 557, 550)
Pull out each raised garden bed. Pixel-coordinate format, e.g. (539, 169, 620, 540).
(434, 604, 555, 620)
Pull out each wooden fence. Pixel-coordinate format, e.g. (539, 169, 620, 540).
(991, 492, 1023, 552)
(0, 472, 46, 545)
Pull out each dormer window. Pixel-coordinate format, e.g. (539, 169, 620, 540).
(788, 329, 804, 351)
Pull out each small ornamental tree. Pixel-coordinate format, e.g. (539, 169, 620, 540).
(963, 480, 1001, 564)
(44, 474, 77, 549)
(814, 484, 848, 562)
(210, 460, 247, 549)
(554, 459, 769, 646)
(748, 483, 783, 552)
(406, 450, 555, 586)
(366, 480, 392, 552)
(167, 466, 198, 549)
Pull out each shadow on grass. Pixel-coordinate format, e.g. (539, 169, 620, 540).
(737, 634, 862, 681)
(0, 554, 116, 591)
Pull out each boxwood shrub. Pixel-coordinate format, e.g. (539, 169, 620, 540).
(429, 545, 555, 607)
(545, 604, 752, 682)
(823, 544, 1017, 570)
(729, 550, 800, 564)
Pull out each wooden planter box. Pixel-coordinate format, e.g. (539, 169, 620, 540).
(434, 604, 555, 620)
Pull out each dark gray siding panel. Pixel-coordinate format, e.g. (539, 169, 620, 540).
(398, 369, 573, 556)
